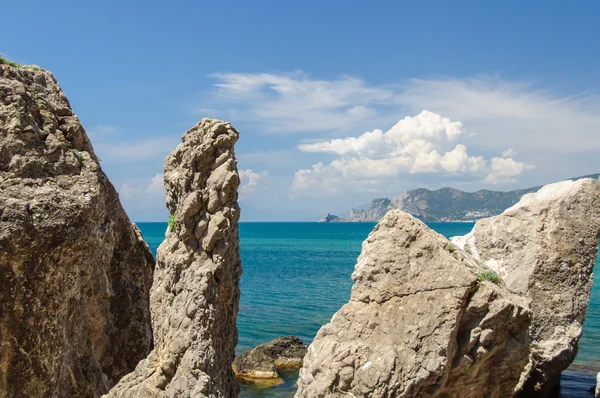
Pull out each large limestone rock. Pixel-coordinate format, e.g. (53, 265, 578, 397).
(106, 119, 242, 397)
(452, 178, 600, 396)
(0, 63, 155, 396)
(296, 210, 531, 398)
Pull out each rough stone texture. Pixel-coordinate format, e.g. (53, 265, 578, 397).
(296, 210, 531, 398)
(0, 64, 155, 397)
(233, 336, 307, 383)
(452, 179, 600, 397)
(105, 119, 242, 398)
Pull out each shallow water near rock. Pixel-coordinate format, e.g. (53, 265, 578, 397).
(138, 222, 600, 397)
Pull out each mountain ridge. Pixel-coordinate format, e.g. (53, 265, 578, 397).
(321, 173, 600, 222)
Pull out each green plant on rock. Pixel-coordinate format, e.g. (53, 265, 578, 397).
(0, 55, 21, 68)
(477, 271, 503, 285)
(70, 149, 84, 162)
(168, 215, 176, 231)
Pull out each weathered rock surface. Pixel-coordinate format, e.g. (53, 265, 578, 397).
(452, 178, 600, 396)
(105, 119, 242, 398)
(233, 336, 307, 384)
(296, 210, 532, 398)
(0, 63, 155, 396)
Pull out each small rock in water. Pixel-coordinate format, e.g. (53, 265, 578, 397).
(233, 336, 307, 385)
(596, 372, 600, 397)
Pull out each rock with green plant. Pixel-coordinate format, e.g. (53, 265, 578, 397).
(105, 119, 242, 398)
(0, 62, 155, 396)
(298, 178, 600, 398)
(452, 178, 600, 397)
(297, 210, 532, 398)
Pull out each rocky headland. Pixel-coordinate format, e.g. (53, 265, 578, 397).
(0, 61, 155, 396)
(320, 174, 600, 223)
(298, 178, 600, 397)
(233, 336, 307, 385)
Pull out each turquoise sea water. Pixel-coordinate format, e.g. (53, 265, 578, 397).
(137, 222, 600, 397)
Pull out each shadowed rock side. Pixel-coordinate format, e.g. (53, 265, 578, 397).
(452, 178, 600, 397)
(296, 210, 531, 398)
(105, 119, 242, 398)
(233, 336, 307, 385)
(0, 64, 154, 397)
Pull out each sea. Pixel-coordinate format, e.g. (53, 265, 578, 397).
(137, 222, 600, 398)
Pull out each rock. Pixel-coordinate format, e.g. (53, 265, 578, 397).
(296, 210, 531, 398)
(105, 119, 242, 398)
(233, 336, 307, 384)
(319, 213, 343, 222)
(452, 178, 600, 397)
(0, 63, 154, 396)
(596, 372, 600, 397)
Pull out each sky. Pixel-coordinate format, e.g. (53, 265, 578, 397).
(2, 0, 600, 221)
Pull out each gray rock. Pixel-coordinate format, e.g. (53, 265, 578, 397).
(596, 372, 600, 397)
(105, 119, 242, 398)
(452, 178, 600, 397)
(233, 336, 307, 384)
(319, 213, 343, 222)
(296, 210, 531, 398)
(0, 63, 154, 396)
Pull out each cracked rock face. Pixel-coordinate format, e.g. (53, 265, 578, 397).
(453, 178, 600, 397)
(0, 64, 155, 396)
(105, 119, 242, 398)
(296, 210, 531, 398)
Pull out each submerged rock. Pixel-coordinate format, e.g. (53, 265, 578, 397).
(452, 179, 600, 397)
(233, 336, 307, 384)
(297, 178, 600, 397)
(0, 64, 155, 396)
(105, 119, 242, 398)
(296, 210, 531, 398)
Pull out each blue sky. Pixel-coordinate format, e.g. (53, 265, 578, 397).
(3, 1, 600, 221)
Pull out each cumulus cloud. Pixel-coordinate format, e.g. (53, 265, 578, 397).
(292, 111, 533, 195)
(239, 169, 267, 196)
(485, 157, 535, 184)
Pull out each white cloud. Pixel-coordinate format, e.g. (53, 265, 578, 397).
(239, 169, 268, 197)
(146, 173, 165, 196)
(292, 111, 533, 195)
(502, 148, 517, 158)
(397, 77, 600, 152)
(209, 71, 396, 133)
(485, 157, 535, 184)
(119, 183, 135, 200)
(208, 71, 600, 155)
(87, 125, 120, 136)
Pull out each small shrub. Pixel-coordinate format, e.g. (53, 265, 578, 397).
(0, 55, 21, 68)
(70, 149, 83, 162)
(477, 271, 503, 285)
(168, 215, 176, 231)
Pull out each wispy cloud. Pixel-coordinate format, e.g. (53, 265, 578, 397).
(208, 71, 398, 133)
(94, 137, 178, 163)
(207, 71, 600, 154)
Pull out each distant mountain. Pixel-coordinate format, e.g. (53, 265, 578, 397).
(319, 173, 600, 223)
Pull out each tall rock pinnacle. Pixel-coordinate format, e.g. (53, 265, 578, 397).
(106, 119, 242, 397)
